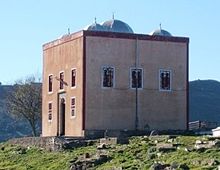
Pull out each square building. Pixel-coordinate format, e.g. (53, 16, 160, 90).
(42, 19, 189, 137)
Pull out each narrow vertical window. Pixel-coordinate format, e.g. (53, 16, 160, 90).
(48, 102, 52, 122)
(130, 68, 143, 89)
(102, 66, 114, 88)
(48, 75, 53, 92)
(60, 72, 64, 90)
(70, 97, 76, 117)
(71, 69, 76, 88)
(159, 69, 171, 91)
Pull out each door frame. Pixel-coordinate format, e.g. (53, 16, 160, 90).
(57, 92, 66, 136)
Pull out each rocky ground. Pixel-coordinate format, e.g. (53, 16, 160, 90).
(1, 135, 220, 169)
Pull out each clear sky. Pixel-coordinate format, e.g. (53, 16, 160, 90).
(0, 0, 220, 84)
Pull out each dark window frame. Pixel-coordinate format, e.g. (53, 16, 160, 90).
(130, 68, 143, 89)
(59, 71, 64, 90)
(71, 68, 76, 88)
(102, 66, 115, 88)
(48, 102, 52, 122)
(48, 75, 53, 93)
(159, 69, 172, 91)
(70, 97, 76, 117)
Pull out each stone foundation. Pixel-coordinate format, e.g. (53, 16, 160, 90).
(7, 137, 97, 151)
(84, 129, 149, 139)
(6, 130, 189, 151)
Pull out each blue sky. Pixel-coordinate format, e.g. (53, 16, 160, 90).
(0, 0, 219, 84)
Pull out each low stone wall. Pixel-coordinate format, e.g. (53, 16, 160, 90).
(7, 137, 62, 151)
(7, 137, 97, 151)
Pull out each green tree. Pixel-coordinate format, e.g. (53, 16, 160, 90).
(6, 76, 42, 136)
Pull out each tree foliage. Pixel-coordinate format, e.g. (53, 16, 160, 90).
(6, 76, 42, 136)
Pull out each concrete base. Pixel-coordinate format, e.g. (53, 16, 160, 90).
(212, 127, 220, 137)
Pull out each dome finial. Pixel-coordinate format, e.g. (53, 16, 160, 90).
(159, 23, 162, 31)
(94, 17, 97, 24)
(112, 12, 115, 20)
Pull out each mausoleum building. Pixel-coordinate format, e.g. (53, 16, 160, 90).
(42, 19, 189, 137)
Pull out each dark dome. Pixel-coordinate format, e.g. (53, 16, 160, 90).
(150, 29, 172, 36)
(84, 22, 105, 31)
(101, 19, 134, 33)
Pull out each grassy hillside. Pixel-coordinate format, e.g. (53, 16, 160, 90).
(1, 80, 220, 142)
(189, 80, 220, 122)
(1, 135, 220, 169)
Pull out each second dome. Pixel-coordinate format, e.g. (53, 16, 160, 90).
(101, 19, 134, 33)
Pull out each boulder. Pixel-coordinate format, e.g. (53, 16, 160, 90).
(150, 163, 170, 170)
(156, 143, 176, 152)
(97, 143, 106, 149)
(100, 137, 117, 145)
(178, 163, 189, 170)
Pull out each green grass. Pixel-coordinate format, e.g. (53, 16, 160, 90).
(0, 135, 220, 169)
(0, 144, 96, 170)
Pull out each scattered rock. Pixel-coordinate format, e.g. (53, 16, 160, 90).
(100, 137, 117, 145)
(167, 139, 174, 143)
(97, 143, 106, 149)
(16, 147, 26, 154)
(86, 140, 96, 146)
(70, 151, 110, 170)
(84, 153, 90, 159)
(196, 159, 220, 166)
(184, 147, 194, 152)
(170, 162, 179, 169)
(156, 143, 176, 152)
(192, 160, 201, 166)
(156, 152, 162, 157)
(148, 153, 157, 159)
(195, 140, 203, 144)
(212, 139, 220, 147)
(70, 161, 88, 170)
(178, 163, 189, 170)
(149, 136, 168, 143)
(141, 141, 147, 145)
(150, 163, 170, 170)
(147, 147, 157, 154)
(94, 154, 108, 166)
(1, 146, 5, 151)
(193, 138, 220, 151)
(207, 159, 219, 166)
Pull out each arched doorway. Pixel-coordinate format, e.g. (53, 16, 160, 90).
(58, 93, 66, 136)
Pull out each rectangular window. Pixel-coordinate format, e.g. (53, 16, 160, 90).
(60, 72, 64, 90)
(70, 97, 76, 117)
(159, 69, 171, 91)
(48, 75, 53, 92)
(102, 66, 114, 88)
(48, 102, 52, 122)
(71, 69, 76, 88)
(130, 68, 143, 89)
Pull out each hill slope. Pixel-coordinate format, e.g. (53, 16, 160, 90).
(189, 80, 220, 122)
(0, 85, 31, 141)
(1, 135, 220, 169)
(0, 80, 220, 141)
